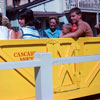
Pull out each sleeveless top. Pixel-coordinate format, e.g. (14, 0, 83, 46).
(0, 26, 9, 40)
(21, 26, 40, 39)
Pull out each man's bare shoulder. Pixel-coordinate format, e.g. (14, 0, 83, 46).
(79, 20, 89, 27)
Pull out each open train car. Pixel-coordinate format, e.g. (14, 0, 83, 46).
(0, 37, 100, 100)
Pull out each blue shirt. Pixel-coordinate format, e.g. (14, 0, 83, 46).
(44, 28, 61, 38)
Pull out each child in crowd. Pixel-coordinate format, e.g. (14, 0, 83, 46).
(59, 23, 72, 38)
(72, 24, 77, 32)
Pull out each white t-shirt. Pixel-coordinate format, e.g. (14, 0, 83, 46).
(0, 26, 9, 40)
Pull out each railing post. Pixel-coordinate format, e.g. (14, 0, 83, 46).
(96, 13, 99, 24)
(34, 53, 53, 100)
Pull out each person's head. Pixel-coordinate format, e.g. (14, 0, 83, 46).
(0, 13, 2, 25)
(2, 16, 11, 28)
(69, 7, 82, 24)
(18, 8, 34, 27)
(62, 23, 72, 34)
(49, 16, 59, 31)
(15, 0, 20, 6)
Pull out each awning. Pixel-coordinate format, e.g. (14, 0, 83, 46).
(34, 11, 65, 18)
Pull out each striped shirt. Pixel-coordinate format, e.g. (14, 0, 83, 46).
(21, 26, 40, 39)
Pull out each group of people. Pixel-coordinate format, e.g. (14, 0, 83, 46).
(0, 7, 100, 40)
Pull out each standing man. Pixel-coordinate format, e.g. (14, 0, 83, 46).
(44, 16, 61, 38)
(59, 7, 93, 38)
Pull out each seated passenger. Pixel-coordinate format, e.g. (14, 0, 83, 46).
(0, 13, 9, 40)
(94, 19, 100, 37)
(2, 16, 16, 39)
(17, 8, 40, 39)
(71, 24, 77, 32)
(60, 7, 93, 38)
(44, 16, 61, 38)
(59, 23, 72, 38)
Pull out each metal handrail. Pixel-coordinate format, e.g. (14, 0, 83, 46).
(66, 0, 100, 11)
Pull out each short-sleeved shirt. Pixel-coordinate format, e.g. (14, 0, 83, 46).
(44, 28, 61, 38)
(21, 26, 40, 39)
(77, 20, 93, 37)
(0, 26, 9, 40)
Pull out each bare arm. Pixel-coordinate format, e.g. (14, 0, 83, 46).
(17, 30, 22, 39)
(97, 34, 100, 37)
(94, 24, 100, 36)
(59, 28, 83, 38)
(94, 24, 99, 29)
(11, 30, 16, 39)
(59, 32, 64, 38)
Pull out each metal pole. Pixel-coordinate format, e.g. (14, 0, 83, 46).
(3, 0, 6, 16)
(77, 0, 80, 7)
(96, 13, 99, 24)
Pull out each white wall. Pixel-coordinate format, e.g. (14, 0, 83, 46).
(31, 0, 64, 13)
(31, 0, 68, 24)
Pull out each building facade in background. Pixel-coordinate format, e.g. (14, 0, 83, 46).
(65, 0, 100, 10)
(0, 0, 6, 15)
(6, 0, 34, 7)
(64, 0, 100, 35)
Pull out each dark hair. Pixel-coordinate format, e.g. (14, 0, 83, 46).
(15, 0, 20, 2)
(49, 16, 59, 25)
(69, 7, 82, 15)
(32, 18, 41, 29)
(18, 8, 34, 26)
(0, 13, 2, 25)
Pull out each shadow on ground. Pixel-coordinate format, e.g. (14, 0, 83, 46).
(73, 94, 100, 100)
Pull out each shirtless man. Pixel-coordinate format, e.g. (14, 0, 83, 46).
(60, 7, 93, 38)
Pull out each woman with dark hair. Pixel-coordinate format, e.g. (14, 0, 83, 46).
(18, 8, 27, 27)
(0, 13, 9, 40)
(17, 8, 40, 39)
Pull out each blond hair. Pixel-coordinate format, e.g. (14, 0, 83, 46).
(63, 23, 72, 31)
(2, 16, 11, 28)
